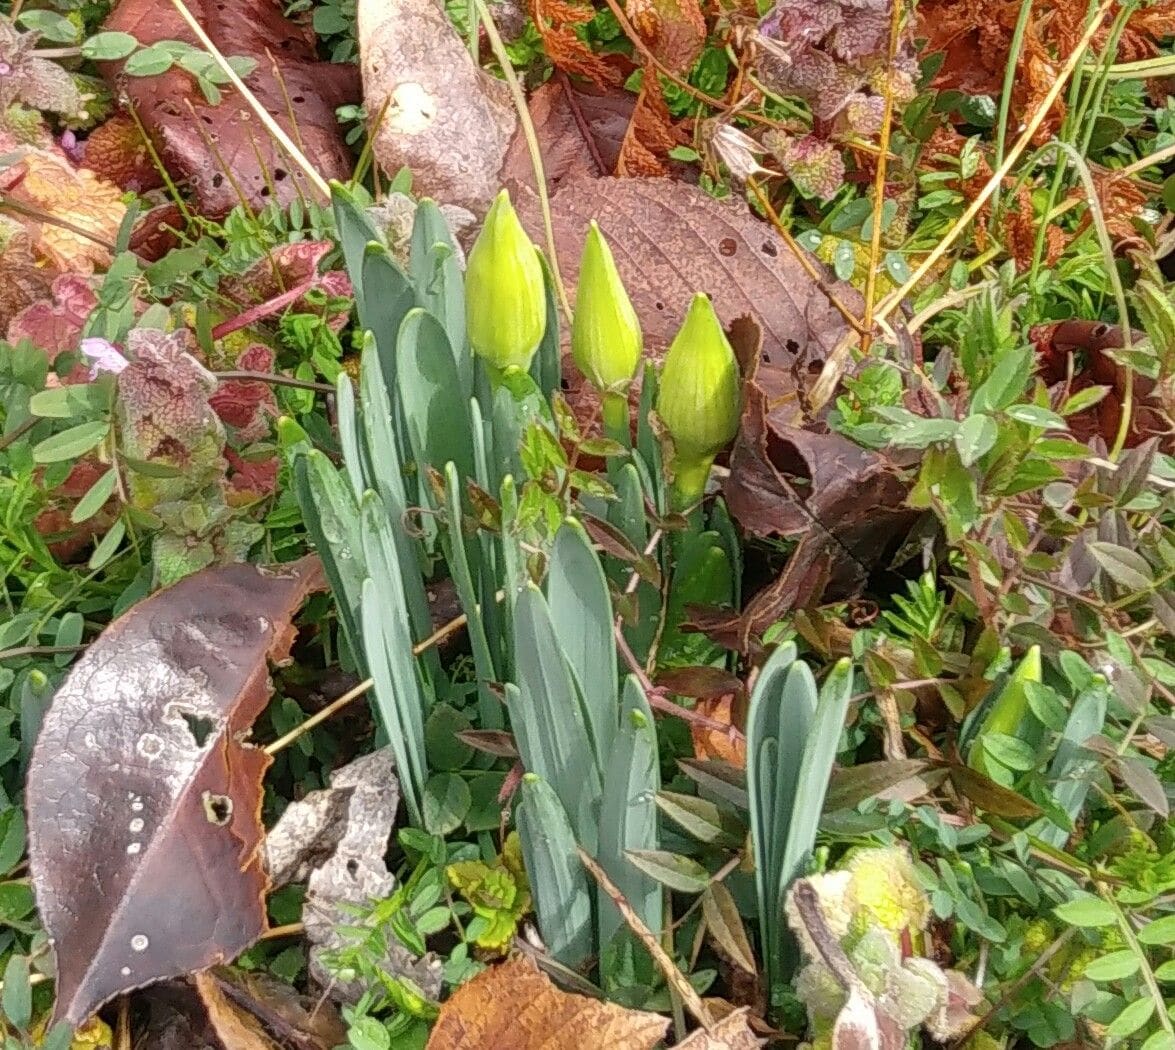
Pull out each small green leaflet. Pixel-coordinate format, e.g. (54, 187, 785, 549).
(955, 414, 997, 467)
(32, 421, 110, 463)
(70, 469, 117, 524)
(1054, 895, 1117, 928)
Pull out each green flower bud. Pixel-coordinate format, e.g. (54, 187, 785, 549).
(656, 293, 740, 507)
(968, 645, 1041, 778)
(571, 222, 642, 393)
(465, 189, 547, 371)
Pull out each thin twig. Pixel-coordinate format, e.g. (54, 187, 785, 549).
(0, 644, 86, 662)
(166, 0, 330, 199)
(214, 370, 336, 394)
(264, 677, 374, 755)
(949, 926, 1077, 1049)
(557, 71, 608, 176)
(0, 417, 37, 454)
(610, 529, 745, 736)
(578, 847, 715, 1030)
(261, 922, 305, 939)
(0, 196, 118, 252)
(264, 598, 487, 755)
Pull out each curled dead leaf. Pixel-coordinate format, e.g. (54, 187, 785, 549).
(27, 556, 325, 1027)
(722, 327, 918, 636)
(266, 747, 443, 1002)
(671, 1008, 763, 1049)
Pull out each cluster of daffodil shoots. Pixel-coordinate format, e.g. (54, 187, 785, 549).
(464, 189, 742, 510)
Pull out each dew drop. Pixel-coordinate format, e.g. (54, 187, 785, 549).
(131, 934, 149, 952)
(126, 842, 141, 855)
(131, 800, 144, 813)
(120, 966, 131, 977)
(129, 818, 144, 834)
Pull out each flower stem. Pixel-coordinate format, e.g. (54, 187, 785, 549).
(601, 390, 630, 448)
(669, 455, 713, 512)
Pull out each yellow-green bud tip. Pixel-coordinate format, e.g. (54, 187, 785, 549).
(656, 293, 741, 464)
(466, 189, 547, 371)
(571, 221, 642, 393)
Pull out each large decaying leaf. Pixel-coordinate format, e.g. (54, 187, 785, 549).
(100, 0, 359, 216)
(513, 176, 853, 359)
(27, 557, 324, 1027)
(425, 954, 668, 1049)
(358, 0, 517, 214)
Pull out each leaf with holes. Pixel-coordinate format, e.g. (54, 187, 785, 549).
(98, 0, 359, 216)
(512, 176, 861, 359)
(26, 557, 324, 1027)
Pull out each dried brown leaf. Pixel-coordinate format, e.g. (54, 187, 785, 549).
(503, 79, 637, 190)
(137, 969, 345, 1050)
(101, 0, 360, 216)
(689, 694, 748, 768)
(27, 556, 325, 1027)
(945, 762, 1044, 820)
(824, 760, 935, 811)
(197, 968, 348, 1049)
(425, 954, 668, 1049)
(701, 884, 757, 976)
(725, 419, 914, 619)
(512, 175, 858, 358)
(2, 149, 125, 274)
(267, 748, 442, 1002)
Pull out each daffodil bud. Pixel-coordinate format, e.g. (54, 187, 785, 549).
(465, 189, 547, 371)
(571, 222, 642, 393)
(656, 293, 740, 507)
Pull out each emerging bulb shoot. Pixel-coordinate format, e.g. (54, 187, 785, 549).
(656, 293, 741, 508)
(465, 189, 547, 372)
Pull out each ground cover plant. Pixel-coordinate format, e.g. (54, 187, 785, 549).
(0, 0, 1174, 1044)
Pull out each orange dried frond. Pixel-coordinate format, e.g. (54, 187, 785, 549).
(1002, 187, 1065, 271)
(617, 71, 684, 175)
(1086, 166, 1149, 246)
(539, 0, 597, 25)
(530, 0, 621, 86)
